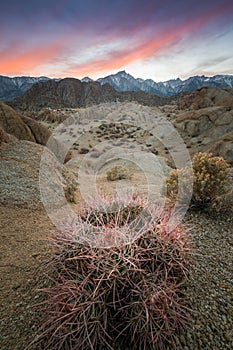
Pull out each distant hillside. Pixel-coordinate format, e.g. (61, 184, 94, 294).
(8, 78, 172, 111)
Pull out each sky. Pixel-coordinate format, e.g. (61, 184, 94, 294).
(0, 0, 233, 81)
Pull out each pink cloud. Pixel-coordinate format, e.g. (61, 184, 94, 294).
(0, 0, 232, 77)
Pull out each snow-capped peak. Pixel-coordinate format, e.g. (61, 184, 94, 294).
(81, 76, 93, 83)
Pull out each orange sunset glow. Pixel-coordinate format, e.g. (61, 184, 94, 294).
(0, 0, 233, 80)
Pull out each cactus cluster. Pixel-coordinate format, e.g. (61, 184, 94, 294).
(39, 195, 191, 349)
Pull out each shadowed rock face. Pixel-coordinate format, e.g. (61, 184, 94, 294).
(8, 79, 117, 111)
(20, 114, 51, 146)
(0, 102, 35, 142)
(0, 102, 51, 145)
(8, 78, 172, 111)
(0, 127, 15, 146)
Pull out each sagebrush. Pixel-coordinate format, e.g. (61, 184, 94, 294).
(106, 165, 130, 181)
(62, 168, 78, 203)
(166, 152, 231, 211)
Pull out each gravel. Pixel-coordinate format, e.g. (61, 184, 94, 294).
(0, 141, 43, 208)
(174, 211, 233, 350)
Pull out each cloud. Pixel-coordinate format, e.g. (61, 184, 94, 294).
(0, 42, 64, 75)
(60, 2, 233, 78)
(0, 0, 233, 78)
(187, 56, 233, 77)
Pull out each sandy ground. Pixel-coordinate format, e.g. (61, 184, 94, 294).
(0, 206, 54, 350)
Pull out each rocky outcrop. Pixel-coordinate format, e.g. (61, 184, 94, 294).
(209, 131, 233, 164)
(176, 106, 232, 138)
(0, 141, 45, 207)
(172, 90, 233, 164)
(0, 102, 51, 145)
(20, 114, 51, 145)
(0, 102, 35, 142)
(0, 140, 77, 207)
(178, 87, 233, 110)
(0, 127, 16, 146)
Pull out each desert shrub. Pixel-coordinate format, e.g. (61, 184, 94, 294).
(192, 152, 230, 207)
(38, 195, 191, 350)
(166, 152, 231, 211)
(62, 168, 78, 203)
(63, 182, 76, 202)
(166, 167, 193, 207)
(106, 165, 130, 181)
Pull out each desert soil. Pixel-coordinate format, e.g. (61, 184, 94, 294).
(0, 206, 54, 350)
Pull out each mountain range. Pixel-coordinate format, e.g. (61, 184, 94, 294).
(95, 71, 233, 96)
(1, 71, 233, 101)
(8, 78, 172, 111)
(0, 75, 50, 101)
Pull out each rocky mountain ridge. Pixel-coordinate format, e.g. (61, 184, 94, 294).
(96, 71, 233, 96)
(8, 78, 172, 111)
(0, 75, 51, 101)
(1, 71, 233, 101)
